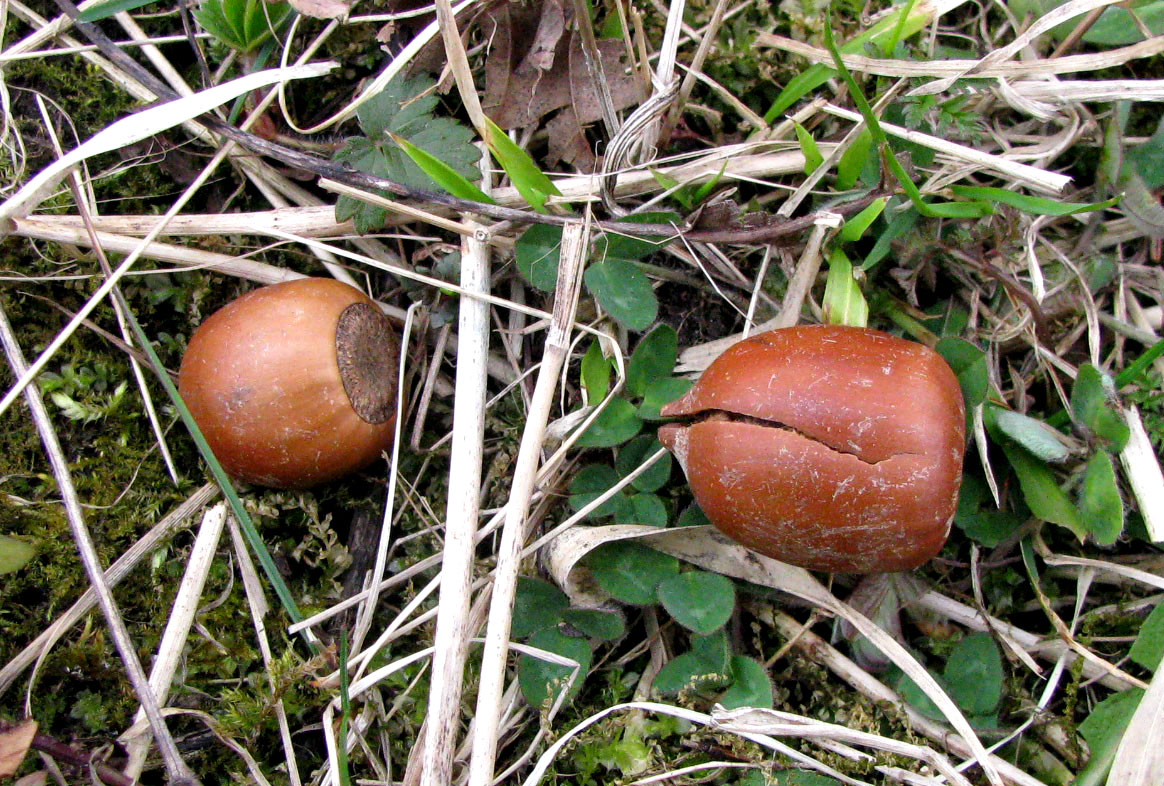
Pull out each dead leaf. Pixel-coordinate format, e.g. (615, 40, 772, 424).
(15, 772, 47, 786)
(285, 0, 349, 19)
(0, 719, 37, 778)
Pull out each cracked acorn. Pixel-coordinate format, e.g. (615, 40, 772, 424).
(658, 325, 966, 573)
(179, 278, 400, 489)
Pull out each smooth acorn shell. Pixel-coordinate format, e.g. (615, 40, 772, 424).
(178, 278, 400, 488)
(657, 325, 965, 573)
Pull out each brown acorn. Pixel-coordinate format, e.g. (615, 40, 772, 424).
(178, 278, 400, 488)
(658, 325, 965, 573)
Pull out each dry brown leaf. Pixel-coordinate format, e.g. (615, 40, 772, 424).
(0, 719, 37, 778)
(285, 0, 349, 19)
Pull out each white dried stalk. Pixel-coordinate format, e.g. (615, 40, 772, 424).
(467, 221, 589, 786)
(0, 484, 218, 695)
(1014, 79, 1164, 103)
(909, 0, 1126, 95)
(417, 217, 492, 786)
(0, 304, 197, 785)
(758, 609, 1050, 786)
(225, 517, 302, 786)
(821, 104, 1072, 194)
(755, 32, 1164, 78)
(122, 502, 228, 780)
(1118, 405, 1164, 542)
(1107, 656, 1164, 785)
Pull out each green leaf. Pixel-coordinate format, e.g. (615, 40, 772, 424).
(614, 493, 668, 528)
(513, 576, 569, 639)
(837, 128, 873, 191)
(638, 377, 693, 421)
(627, 325, 679, 397)
(576, 398, 643, 448)
(655, 629, 731, 694)
(580, 339, 612, 403)
(954, 473, 1023, 547)
(949, 186, 1117, 216)
(335, 74, 482, 234)
(721, 655, 774, 709)
(568, 464, 629, 519)
(1071, 364, 1130, 450)
(1129, 602, 1164, 671)
(484, 116, 562, 213)
(0, 533, 36, 575)
(792, 121, 824, 174)
(821, 248, 868, 328)
(864, 204, 917, 270)
(936, 337, 989, 410)
(192, 0, 292, 54)
(616, 435, 672, 493)
(676, 504, 712, 528)
(79, 0, 156, 22)
(1077, 689, 1144, 786)
(943, 633, 1004, 717)
(1078, 451, 1124, 546)
(390, 133, 495, 204)
(598, 213, 679, 262)
(515, 224, 563, 292)
(657, 571, 735, 635)
(1084, 0, 1164, 45)
(518, 628, 592, 707)
(997, 438, 1087, 539)
(586, 542, 679, 606)
(992, 409, 1075, 463)
(562, 608, 626, 641)
(838, 196, 889, 242)
(585, 259, 658, 332)
(1127, 116, 1164, 190)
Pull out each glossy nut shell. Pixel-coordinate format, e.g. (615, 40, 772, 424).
(178, 278, 400, 488)
(658, 325, 965, 573)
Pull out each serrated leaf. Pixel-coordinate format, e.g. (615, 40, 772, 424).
(1079, 451, 1124, 546)
(484, 116, 561, 212)
(192, 0, 292, 53)
(721, 655, 774, 709)
(513, 576, 569, 639)
(581, 339, 612, 403)
(515, 224, 563, 292)
(1129, 603, 1164, 671)
(657, 571, 735, 635)
(334, 74, 482, 233)
(616, 435, 672, 493)
(390, 133, 494, 204)
(562, 608, 625, 641)
(576, 398, 643, 448)
(585, 259, 658, 332)
(518, 628, 592, 707)
(0, 534, 36, 575)
(585, 542, 679, 606)
(627, 325, 678, 396)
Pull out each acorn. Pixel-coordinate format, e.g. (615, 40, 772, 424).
(178, 278, 400, 488)
(657, 325, 965, 573)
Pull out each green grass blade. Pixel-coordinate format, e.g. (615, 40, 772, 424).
(78, 0, 155, 22)
(950, 186, 1117, 216)
(484, 117, 562, 213)
(391, 132, 496, 204)
(839, 195, 888, 242)
(119, 297, 308, 633)
(792, 120, 824, 174)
